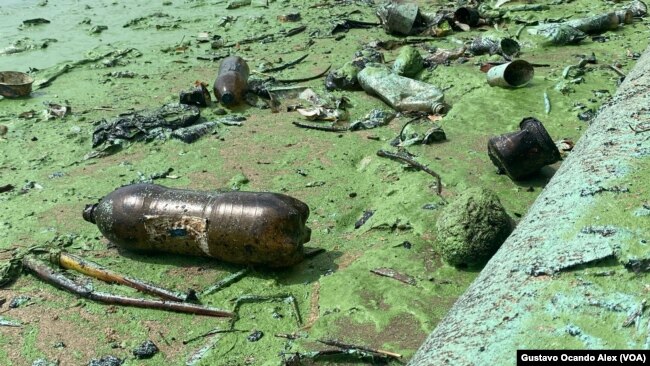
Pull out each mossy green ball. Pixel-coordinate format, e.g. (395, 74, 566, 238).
(436, 187, 512, 267)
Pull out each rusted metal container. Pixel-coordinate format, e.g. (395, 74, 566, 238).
(0, 71, 33, 98)
(487, 117, 561, 180)
(486, 60, 534, 88)
(83, 184, 311, 267)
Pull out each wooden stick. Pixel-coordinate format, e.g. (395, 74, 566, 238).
(292, 121, 348, 132)
(376, 149, 443, 195)
(23, 256, 234, 318)
(54, 252, 189, 302)
(317, 339, 402, 359)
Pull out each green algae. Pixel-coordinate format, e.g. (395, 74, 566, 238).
(392, 46, 423, 77)
(436, 187, 512, 267)
(0, 0, 648, 364)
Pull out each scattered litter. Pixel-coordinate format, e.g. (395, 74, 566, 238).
(0, 184, 14, 193)
(358, 64, 447, 114)
(377, 149, 443, 195)
(0, 37, 57, 55)
(132, 340, 159, 359)
(171, 121, 217, 143)
(44, 102, 71, 119)
(278, 13, 300, 22)
(214, 56, 249, 106)
(393, 117, 446, 146)
(247, 330, 264, 342)
(487, 117, 561, 180)
(87, 355, 123, 366)
(468, 36, 520, 57)
(89, 25, 108, 34)
(180, 81, 211, 107)
(425, 46, 466, 65)
(349, 109, 395, 131)
(226, 0, 251, 9)
(91, 103, 200, 150)
(370, 267, 416, 285)
(22, 18, 50, 26)
(9, 295, 31, 308)
(83, 184, 311, 267)
(0, 316, 22, 327)
(486, 60, 534, 88)
(354, 210, 375, 229)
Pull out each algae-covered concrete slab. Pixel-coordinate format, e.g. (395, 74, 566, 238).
(0, 0, 648, 365)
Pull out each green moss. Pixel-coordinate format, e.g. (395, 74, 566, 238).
(436, 187, 512, 267)
(392, 46, 423, 77)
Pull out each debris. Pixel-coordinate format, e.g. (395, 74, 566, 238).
(436, 187, 513, 267)
(292, 121, 348, 132)
(376, 149, 443, 195)
(487, 117, 562, 180)
(0, 37, 57, 56)
(0, 125, 6, 137)
(183, 328, 244, 345)
(88, 355, 123, 366)
(22, 256, 234, 317)
(226, 0, 251, 9)
(468, 37, 520, 57)
(106, 71, 136, 78)
(628, 0, 648, 17)
(9, 295, 31, 308)
(278, 13, 300, 22)
(543, 91, 551, 114)
(214, 56, 249, 106)
(531, 24, 587, 45)
(260, 54, 308, 73)
(0, 316, 22, 327)
(325, 48, 384, 91)
(89, 25, 108, 34)
(132, 340, 159, 359)
(330, 19, 379, 34)
(425, 46, 466, 65)
(31, 358, 58, 366)
(180, 81, 211, 107)
(171, 121, 217, 143)
(51, 251, 190, 302)
(0, 71, 34, 98)
(91, 103, 200, 149)
(565, 12, 622, 34)
(370, 267, 416, 285)
(354, 210, 375, 229)
(318, 339, 402, 360)
(186, 334, 221, 366)
(44, 102, 71, 119)
(130, 168, 177, 184)
(247, 330, 264, 342)
(358, 64, 447, 114)
(22, 18, 50, 26)
(392, 46, 424, 77)
(454, 7, 481, 28)
(623, 300, 646, 327)
(201, 268, 250, 297)
(394, 117, 446, 146)
(376, 1, 421, 35)
(83, 184, 312, 267)
(0, 184, 14, 193)
(349, 109, 396, 131)
(297, 106, 348, 122)
(487, 60, 534, 88)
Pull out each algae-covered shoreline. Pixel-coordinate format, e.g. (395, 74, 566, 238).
(1, 0, 648, 365)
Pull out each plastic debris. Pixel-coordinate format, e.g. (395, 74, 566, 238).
(214, 56, 249, 106)
(358, 64, 447, 114)
(348, 109, 396, 131)
(486, 60, 534, 88)
(179, 81, 211, 107)
(83, 183, 312, 267)
(468, 36, 520, 57)
(133, 340, 159, 359)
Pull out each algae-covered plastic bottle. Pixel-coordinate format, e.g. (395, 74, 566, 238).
(214, 56, 249, 106)
(83, 183, 312, 267)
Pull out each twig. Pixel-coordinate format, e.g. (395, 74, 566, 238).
(53, 251, 189, 302)
(370, 267, 416, 286)
(544, 91, 551, 115)
(275, 65, 331, 83)
(186, 334, 221, 366)
(23, 256, 234, 318)
(376, 149, 443, 195)
(262, 54, 308, 73)
(183, 328, 245, 345)
(284, 25, 307, 37)
(292, 121, 348, 132)
(317, 339, 402, 359)
(200, 268, 250, 297)
(623, 299, 646, 327)
(609, 64, 626, 78)
(629, 123, 650, 134)
(275, 333, 301, 340)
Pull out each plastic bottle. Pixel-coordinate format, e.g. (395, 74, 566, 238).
(83, 184, 311, 267)
(214, 56, 249, 106)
